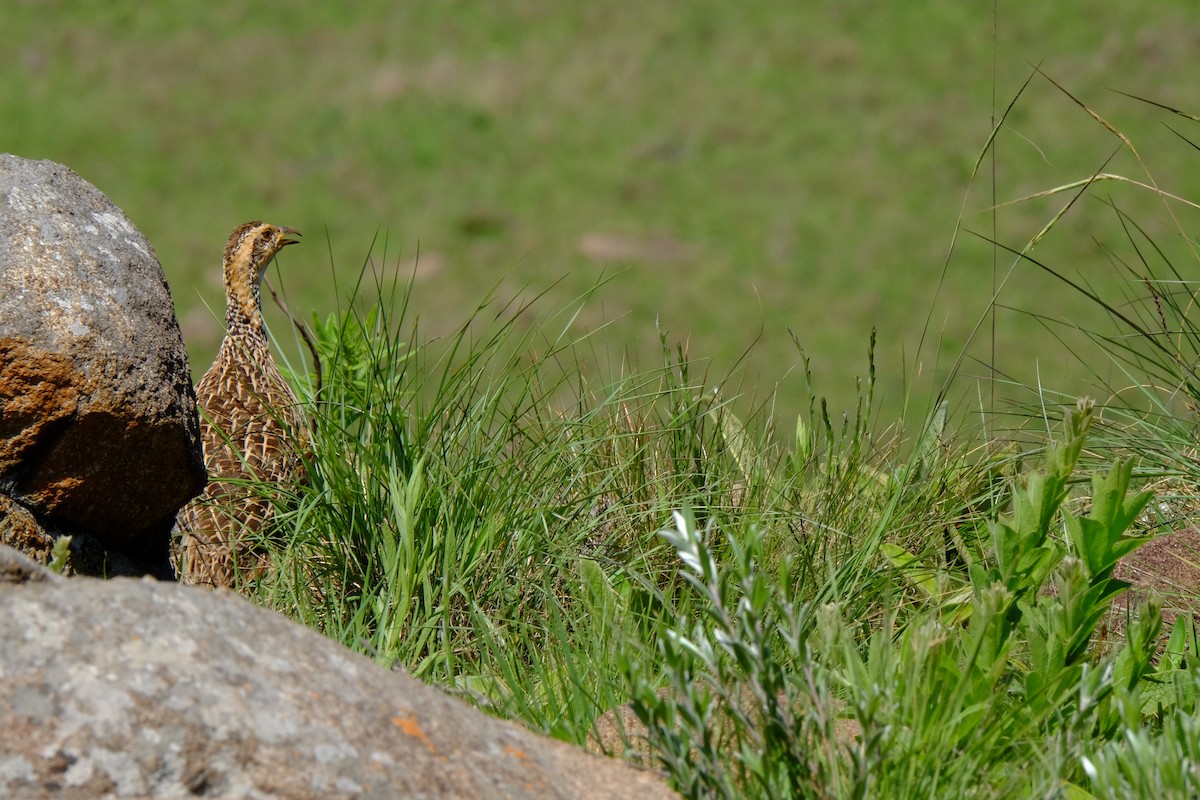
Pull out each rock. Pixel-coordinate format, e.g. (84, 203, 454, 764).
(0, 496, 116, 578)
(0, 538, 62, 584)
(0, 494, 140, 578)
(0, 546, 675, 799)
(0, 154, 205, 573)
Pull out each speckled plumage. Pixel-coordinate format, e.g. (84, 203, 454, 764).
(175, 221, 306, 588)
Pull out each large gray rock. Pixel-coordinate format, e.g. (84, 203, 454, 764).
(0, 154, 205, 571)
(0, 546, 674, 799)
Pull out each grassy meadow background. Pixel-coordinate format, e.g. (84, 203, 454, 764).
(5, 3, 1200, 423)
(12, 5, 1200, 796)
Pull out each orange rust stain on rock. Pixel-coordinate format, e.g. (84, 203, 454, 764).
(0, 337, 81, 473)
(503, 743, 530, 762)
(392, 715, 440, 756)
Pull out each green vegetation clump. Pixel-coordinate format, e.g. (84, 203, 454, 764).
(234, 224, 1200, 796)
(227, 66, 1200, 788)
(237, 66, 1200, 790)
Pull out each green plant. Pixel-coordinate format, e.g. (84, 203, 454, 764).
(627, 399, 1189, 798)
(255, 267, 799, 740)
(47, 535, 72, 576)
(1077, 705, 1200, 799)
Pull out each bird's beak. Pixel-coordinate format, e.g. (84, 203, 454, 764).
(279, 227, 302, 247)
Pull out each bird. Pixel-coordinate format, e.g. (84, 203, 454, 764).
(175, 221, 307, 588)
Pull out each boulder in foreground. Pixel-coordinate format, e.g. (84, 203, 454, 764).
(0, 546, 673, 799)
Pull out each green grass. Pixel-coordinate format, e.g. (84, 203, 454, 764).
(240, 127, 1200, 788)
(4, 3, 1200, 421)
(209, 46, 1200, 789)
(240, 249, 1200, 796)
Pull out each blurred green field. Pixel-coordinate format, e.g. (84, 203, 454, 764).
(5, 2, 1200, 422)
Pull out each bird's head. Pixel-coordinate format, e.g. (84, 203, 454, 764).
(222, 221, 301, 327)
(223, 221, 301, 288)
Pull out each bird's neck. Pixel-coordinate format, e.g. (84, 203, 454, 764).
(225, 280, 268, 343)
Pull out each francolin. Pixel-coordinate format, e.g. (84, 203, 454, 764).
(175, 221, 307, 588)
